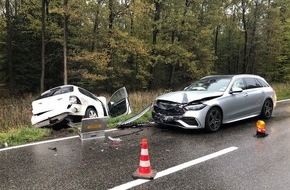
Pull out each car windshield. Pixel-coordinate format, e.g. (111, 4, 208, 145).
(185, 77, 231, 92)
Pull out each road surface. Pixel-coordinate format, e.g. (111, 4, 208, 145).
(0, 100, 290, 190)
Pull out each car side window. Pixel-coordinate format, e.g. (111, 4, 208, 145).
(78, 88, 98, 101)
(257, 78, 269, 87)
(244, 78, 262, 89)
(232, 79, 246, 90)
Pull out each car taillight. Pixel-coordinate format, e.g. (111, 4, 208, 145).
(69, 96, 81, 104)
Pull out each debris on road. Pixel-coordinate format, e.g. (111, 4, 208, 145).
(108, 136, 122, 142)
(48, 147, 57, 151)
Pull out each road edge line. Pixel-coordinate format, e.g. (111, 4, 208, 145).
(109, 146, 238, 190)
(0, 128, 118, 152)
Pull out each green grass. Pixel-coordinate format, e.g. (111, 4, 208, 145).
(0, 83, 289, 147)
(272, 83, 290, 101)
(0, 126, 50, 146)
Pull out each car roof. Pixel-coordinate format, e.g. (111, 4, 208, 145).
(201, 74, 263, 80)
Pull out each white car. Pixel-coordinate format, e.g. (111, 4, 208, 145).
(31, 85, 131, 127)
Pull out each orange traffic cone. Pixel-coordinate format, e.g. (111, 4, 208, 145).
(255, 120, 268, 138)
(132, 138, 157, 180)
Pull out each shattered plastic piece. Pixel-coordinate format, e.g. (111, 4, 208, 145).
(108, 136, 122, 142)
(49, 147, 57, 151)
(117, 103, 153, 128)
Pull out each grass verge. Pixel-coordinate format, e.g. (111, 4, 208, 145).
(0, 127, 50, 147)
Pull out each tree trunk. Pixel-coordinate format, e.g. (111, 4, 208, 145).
(242, 0, 248, 73)
(40, 0, 45, 93)
(106, 0, 114, 92)
(181, 0, 190, 26)
(148, 0, 161, 89)
(248, 1, 258, 73)
(108, 0, 114, 35)
(5, 0, 13, 92)
(152, 1, 161, 45)
(63, 0, 68, 85)
(91, 0, 101, 52)
(169, 31, 176, 87)
(214, 25, 219, 56)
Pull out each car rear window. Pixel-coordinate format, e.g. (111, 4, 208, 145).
(36, 86, 73, 100)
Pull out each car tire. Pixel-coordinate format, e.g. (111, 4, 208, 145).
(85, 107, 98, 118)
(260, 99, 273, 119)
(205, 107, 222, 133)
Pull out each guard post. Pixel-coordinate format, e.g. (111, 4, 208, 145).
(79, 117, 107, 141)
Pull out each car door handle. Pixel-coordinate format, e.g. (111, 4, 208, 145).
(243, 93, 248, 97)
(57, 98, 63, 100)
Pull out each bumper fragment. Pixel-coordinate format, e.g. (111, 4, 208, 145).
(31, 108, 75, 128)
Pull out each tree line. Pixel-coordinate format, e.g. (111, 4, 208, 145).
(0, 0, 289, 94)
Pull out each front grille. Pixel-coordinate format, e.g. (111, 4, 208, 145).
(153, 100, 185, 116)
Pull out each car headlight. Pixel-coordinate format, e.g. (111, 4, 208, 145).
(184, 104, 206, 111)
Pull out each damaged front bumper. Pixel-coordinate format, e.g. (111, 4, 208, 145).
(152, 111, 204, 129)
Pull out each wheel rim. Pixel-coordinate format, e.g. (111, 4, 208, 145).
(88, 110, 97, 118)
(264, 100, 273, 118)
(208, 109, 221, 130)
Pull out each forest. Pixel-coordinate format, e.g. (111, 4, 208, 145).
(0, 0, 289, 94)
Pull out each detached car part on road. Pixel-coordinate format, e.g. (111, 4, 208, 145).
(152, 74, 277, 132)
(31, 85, 131, 128)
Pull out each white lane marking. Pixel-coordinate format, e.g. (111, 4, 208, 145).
(0, 136, 78, 152)
(0, 128, 118, 152)
(109, 146, 238, 190)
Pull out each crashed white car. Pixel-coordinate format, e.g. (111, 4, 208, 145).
(31, 85, 131, 127)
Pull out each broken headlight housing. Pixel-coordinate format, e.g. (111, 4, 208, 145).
(184, 103, 206, 111)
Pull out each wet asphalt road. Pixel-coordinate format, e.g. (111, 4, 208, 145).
(1, 101, 290, 190)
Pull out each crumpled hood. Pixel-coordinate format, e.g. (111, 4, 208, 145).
(156, 91, 224, 104)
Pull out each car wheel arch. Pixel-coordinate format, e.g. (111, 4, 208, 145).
(204, 106, 223, 133)
(84, 106, 98, 118)
(208, 105, 224, 120)
(260, 98, 273, 119)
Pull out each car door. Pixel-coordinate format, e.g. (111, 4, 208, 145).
(222, 78, 252, 122)
(108, 87, 132, 117)
(242, 77, 264, 115)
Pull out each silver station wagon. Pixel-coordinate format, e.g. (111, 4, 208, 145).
(152, 74, 277, 132)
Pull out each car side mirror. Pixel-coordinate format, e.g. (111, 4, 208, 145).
(230, 87, 243, 94)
